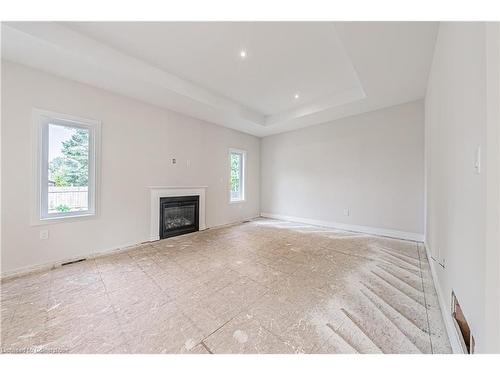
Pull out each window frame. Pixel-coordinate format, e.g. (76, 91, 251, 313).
(32, 109, 101, 224)
(228, 148, 246, 203)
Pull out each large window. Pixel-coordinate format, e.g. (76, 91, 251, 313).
(34, 110, 100, 221)
(229, 149, 246, 202)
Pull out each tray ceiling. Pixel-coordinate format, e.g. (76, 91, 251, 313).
(1, 22, 438, 137)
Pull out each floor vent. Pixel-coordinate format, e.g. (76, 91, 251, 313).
(61, 258, 86, 266)
(451, 291, 474, 353)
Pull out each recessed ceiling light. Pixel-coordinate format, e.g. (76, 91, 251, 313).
(294, 93, 300, 99)
(240, 50, 247, 59)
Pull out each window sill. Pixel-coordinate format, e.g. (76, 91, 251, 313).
(229, 199, 246, 204)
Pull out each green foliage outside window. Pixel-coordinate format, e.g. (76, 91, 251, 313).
(49, 128, 89, 187)
(230, 153, 241, 193)
(55, 204, 71, 213)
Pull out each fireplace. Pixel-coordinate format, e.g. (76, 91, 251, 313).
(159, 195, 199, 239)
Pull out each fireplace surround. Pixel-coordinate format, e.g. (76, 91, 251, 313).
(149, 186, 207, 241)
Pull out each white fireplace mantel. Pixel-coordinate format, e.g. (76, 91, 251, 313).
(149, 186, 207, 241)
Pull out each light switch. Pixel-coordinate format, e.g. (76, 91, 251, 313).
(343, 208, 350, 216)
(474, 146, 481, 174)
(40, 229, 49, 240)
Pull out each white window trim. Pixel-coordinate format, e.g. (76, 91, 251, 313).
(31, 109, 101, 225)
(228, 148, 246, 203)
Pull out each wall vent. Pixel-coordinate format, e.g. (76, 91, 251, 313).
(61, 258, 86, 266)
(451, 291, 474, 353)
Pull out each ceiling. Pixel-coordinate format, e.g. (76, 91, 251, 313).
(1, 22, 438, 137)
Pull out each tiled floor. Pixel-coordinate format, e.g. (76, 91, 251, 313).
(1, 219, 452, 354)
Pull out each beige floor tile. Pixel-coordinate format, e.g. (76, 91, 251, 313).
(123, 310, 205, 353)
(187, 343, 212, 354)
(0, 218, 451, 354)
(204, 313, 296, 354)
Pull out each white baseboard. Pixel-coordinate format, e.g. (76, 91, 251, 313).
(423, 242, 464, 354)
(0, 239, 148, 280)
(260, 212, 424, 242)
(1, 215, 260, 280)
(0, 241, 167, 280)
(205, 215, 260, 230)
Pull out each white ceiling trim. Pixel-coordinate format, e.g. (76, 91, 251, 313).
(266, 86, 365, 126)
(1, 22, 437, 137)
(264, 24, 367, 127)
(2, 23, 266, 133)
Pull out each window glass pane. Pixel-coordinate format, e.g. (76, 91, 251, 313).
(230, 152, 241, 201)
(48, 124, 89, 214)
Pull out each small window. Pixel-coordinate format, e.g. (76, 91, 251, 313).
(229, 149, 246, 202)
(34, 110, 100, 221)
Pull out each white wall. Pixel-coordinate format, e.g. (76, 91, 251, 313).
(261, 100, 425, 239)
(485, 23, 500, 354)
(425, 22, 500, 353)
(1, 61, 260, 275)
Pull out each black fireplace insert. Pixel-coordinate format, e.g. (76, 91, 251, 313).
(159, 195, 199, 239)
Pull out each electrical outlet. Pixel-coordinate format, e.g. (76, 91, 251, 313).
(172, 158, 176, 165)
(39, 229, 49, 240)
(343, 208, 350, 216)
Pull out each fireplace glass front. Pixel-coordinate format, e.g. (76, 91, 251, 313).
(159, 195, 199, 239)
